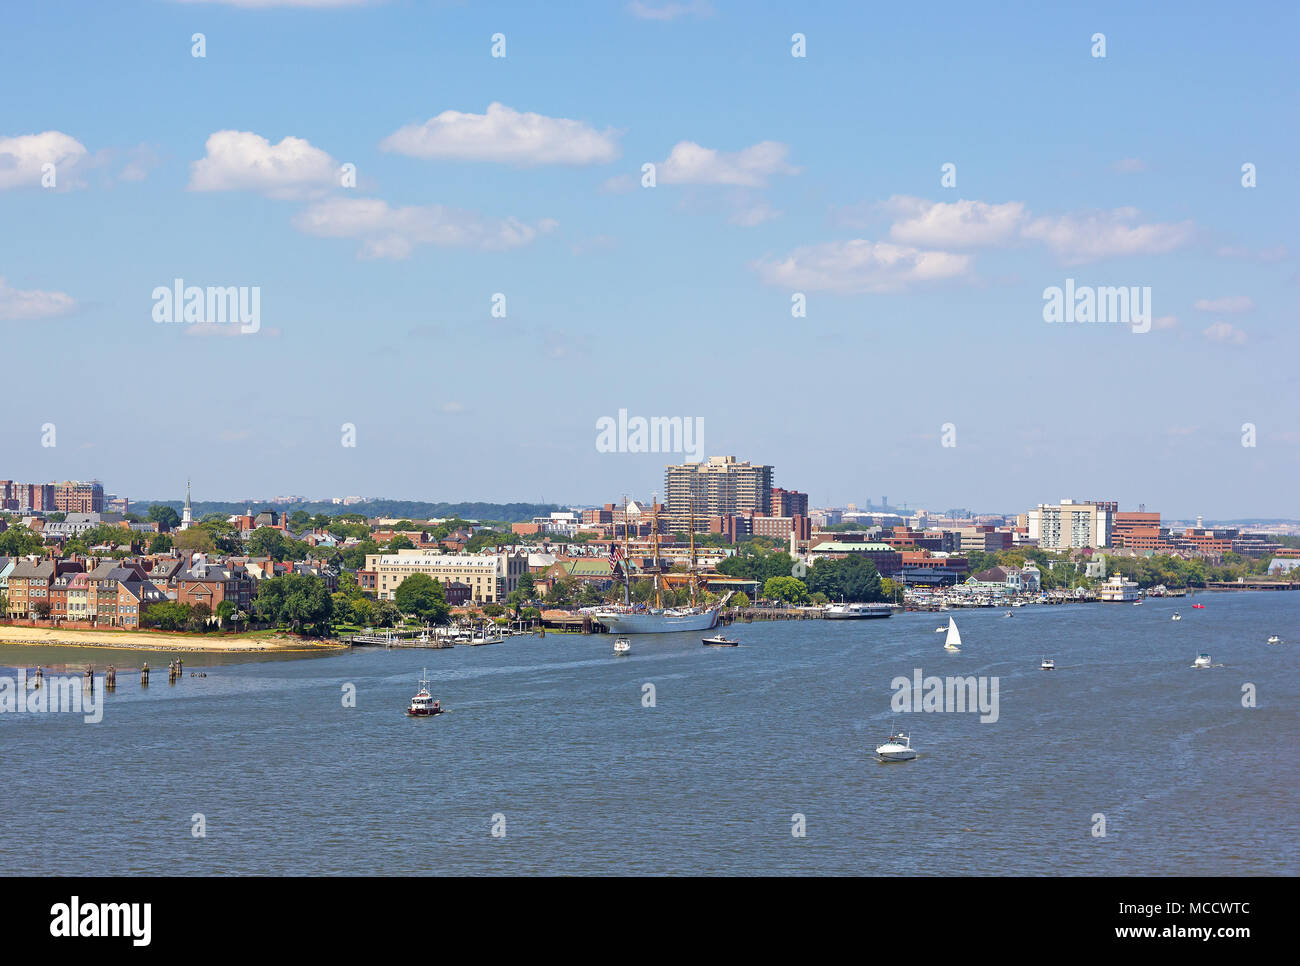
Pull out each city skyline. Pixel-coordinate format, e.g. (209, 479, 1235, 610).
(2, 1, 1296, 517)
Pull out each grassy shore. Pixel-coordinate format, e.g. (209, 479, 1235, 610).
(0, 624, 347, 653)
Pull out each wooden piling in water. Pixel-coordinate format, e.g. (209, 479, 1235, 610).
(141, 662, 149, 687)
(84, 665, 94, 693)
(106, 665, 116, 691)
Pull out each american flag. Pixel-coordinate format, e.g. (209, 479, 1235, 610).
(608, 545, 623, 575)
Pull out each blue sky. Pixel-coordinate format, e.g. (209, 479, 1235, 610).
(1, 0, 1296, 518)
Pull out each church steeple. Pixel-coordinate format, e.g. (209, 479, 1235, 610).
(181, 479, 193, 530)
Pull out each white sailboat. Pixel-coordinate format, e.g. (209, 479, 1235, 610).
(943, 617, 962, 652)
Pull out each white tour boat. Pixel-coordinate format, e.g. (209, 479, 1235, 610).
(613, 638, 631, 655)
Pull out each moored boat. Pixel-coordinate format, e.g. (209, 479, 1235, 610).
(824, 602, 892, 620)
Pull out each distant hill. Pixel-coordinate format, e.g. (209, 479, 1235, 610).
(134, 500, 561, 524)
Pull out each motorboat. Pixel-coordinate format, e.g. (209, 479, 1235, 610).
(875, 733, 917, 762)
(934, 625, 947, 633)
(702, 635, 739, 647)
(613, 638, 631, 655)
(1171, 612, 1181, 621)
(1003, 611, 1013, 618)
(407, 669, 444, 716)
(1192, 653, 1212, 669)
(942, 617, 962, 652)
(1192, 603, 1205, 609)
(1040, 658, 1055, 670)
(1267, 635, 1281, 645)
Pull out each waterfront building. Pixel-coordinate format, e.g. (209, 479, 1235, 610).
(363, 549, 527, 604)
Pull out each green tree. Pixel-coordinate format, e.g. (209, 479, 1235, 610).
(392, 573, 451, 625)
(516, 570, 536, 600)
(730, 591, 750, 609)
(807, 555, 884, 602)
(148, 505, 182, 531)
(762, 576, 809, 604)
(254, 573, 335, 636)
(149, 534, 173, 554)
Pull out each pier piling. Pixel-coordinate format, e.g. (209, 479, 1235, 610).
(141, 662, 149, 687)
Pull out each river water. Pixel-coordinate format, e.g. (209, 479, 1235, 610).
(2, 592, 1295, 875)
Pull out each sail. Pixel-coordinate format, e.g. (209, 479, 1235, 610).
(945, 618, 962, 649)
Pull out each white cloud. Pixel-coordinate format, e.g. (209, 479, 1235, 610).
(189, 130, 340, 198)
(885, 196, 1027, 248)
(753, 240, 971, 294)
(1203, 321, 1247, 344)
(1193, 295, 1254, 313)
(1020, 207, 1196, 264)
(0, 131, 88, 189)
(658, 140, 798, 187)
(626, 0, 712, 20)
(0, 276, 77, 320)
(293, 197, 554, 259)
(380, 103, 620, 166)
(1153, 314, 1179, 330)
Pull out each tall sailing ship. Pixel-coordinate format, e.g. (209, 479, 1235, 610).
(592, 496, 725, 634)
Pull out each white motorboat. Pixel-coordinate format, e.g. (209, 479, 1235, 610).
(1171, 612, 1181, 621)
(613, 638, 631, 655)
(943, 617, 962, 652)
(934, 626, 947, 633)
(1040, 658, 1055, 670)
(1267, 635, 1281, 645)
(1192, 653, 1212, 669)
(875, 733, 916, 762)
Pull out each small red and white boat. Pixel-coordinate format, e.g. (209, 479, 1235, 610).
(1192, 603, 1206, 609)
(407, 669, 444, 716)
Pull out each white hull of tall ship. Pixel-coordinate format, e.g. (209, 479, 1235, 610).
(593, 608, 720, 634)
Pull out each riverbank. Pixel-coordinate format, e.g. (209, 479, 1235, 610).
(0, 625, 347, 653)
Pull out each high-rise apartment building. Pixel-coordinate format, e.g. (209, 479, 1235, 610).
(664, 456, 773, 532)
(55, 480, 105, 514)
(1027, 499, 1114, 549)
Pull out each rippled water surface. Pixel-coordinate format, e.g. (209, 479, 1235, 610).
(2, 592, 1296, 875)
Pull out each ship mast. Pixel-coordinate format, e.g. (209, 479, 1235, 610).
(622, 495, 631, 607)
(652, 497, 661, 609)
(688, 492, 697, 605)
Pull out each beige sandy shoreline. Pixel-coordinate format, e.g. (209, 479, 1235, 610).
(0, 625, 347, 653)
